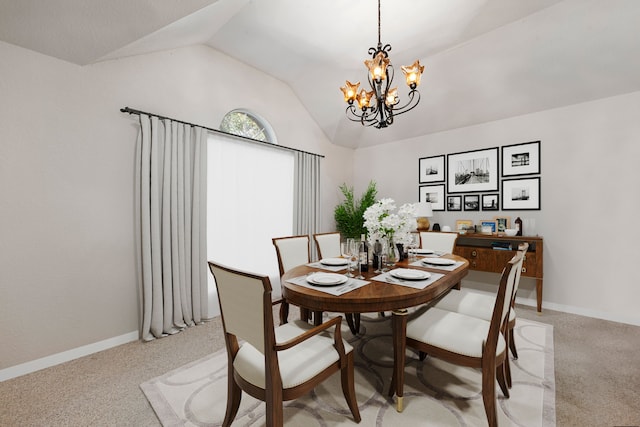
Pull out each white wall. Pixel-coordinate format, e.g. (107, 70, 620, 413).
(353, 91, 640, 325)
(0, 41, 353, 373)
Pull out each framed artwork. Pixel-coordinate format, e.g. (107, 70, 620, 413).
(418, 184, 445, 211)
(463, 195, 480, 211)
(502, 177, 541, 210)
(480, 220, 497, 234)
(494, 217, 511, 232)
(455, 219, 473, 232)
(502, 141, 540, 176)
(481, 193, 499, 211)
(447, 195, 462, 211)
(419, 155, 445, 183)
(447, 147, 499, 193)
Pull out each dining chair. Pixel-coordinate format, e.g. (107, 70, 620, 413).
(429, 243, 529, 387)
(313, 232, 342, 259)
(311, 232, 363, 334)
(419, 231, 458, 254)
(272, 235, 312, 325)
(208, 261, 361, 427)
(391, 252, 523, 427)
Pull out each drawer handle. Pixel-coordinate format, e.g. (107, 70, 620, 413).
(522, 267, 527, 273)
(471, 250, 477, 257)
(472, 261, 477, 268)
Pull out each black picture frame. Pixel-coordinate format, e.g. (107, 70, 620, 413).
(502, 177, 541, 210)
(502, 141, 541, 177)
(418, 155, 445, 183)
(447, 147, 499, 193)
(481, 193, 500, 211)
(418, 184, 445, 211)
(463, 194, 480, 211)
(447, 195, 462, 211)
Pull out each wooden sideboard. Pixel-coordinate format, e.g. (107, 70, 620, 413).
(453, 234, 544, 312)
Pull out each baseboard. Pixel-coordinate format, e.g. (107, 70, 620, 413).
(0, 330, 139, 382)
(459, 279, 640, 327)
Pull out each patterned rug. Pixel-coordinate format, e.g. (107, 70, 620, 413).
(141, 313, 555, 426)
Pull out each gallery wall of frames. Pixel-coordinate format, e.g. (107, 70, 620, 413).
(418, 140, 541, 230)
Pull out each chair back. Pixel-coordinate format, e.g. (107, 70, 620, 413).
(208, 261, 273, 354)
(419, 231, 458, 253)
(489, 253, 525, 346)
(313, 232, 341, 259)
(512, 242, 529, 296)
(272, 235, 310, 276)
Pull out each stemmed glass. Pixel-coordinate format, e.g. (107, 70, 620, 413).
(341, 239, 355, 277)
(407, 233, 420, 261)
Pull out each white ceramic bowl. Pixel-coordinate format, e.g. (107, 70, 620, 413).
(504, 228, 518, 236)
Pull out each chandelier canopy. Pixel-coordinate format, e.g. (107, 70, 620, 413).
(340, 0, 424, 129)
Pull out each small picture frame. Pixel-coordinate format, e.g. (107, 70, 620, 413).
(447, 195, 462, 211)
(418, 184, 445, 211)
(419, 155, 445, 183)
(502, 141, 541, 177)
(463, 195, 480, 211)
(494, 217, 511, 232)
(481, 193, 499, 211)
(480, 220, 497, 234)
(455, 219, 473, 232)
(502, 177, 541, 210)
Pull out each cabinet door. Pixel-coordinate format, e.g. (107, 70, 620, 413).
(456, 246, 539, 277)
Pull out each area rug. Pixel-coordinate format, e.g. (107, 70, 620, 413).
(141, 313, 555, 426)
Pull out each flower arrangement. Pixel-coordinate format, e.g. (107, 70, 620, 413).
(363, 198, 416, 245)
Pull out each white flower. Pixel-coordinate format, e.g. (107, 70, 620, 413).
(363, 199, 417, 244)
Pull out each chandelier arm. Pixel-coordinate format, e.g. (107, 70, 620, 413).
(345, 105, 381, 127)
(389, 90, 421, 116)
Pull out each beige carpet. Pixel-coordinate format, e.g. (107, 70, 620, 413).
(141, 314, 555, 426)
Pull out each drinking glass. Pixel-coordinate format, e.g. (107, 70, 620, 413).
(407, 233, 420, 261)
(380, 240, 390, 273)
(341, 239, 355, 277)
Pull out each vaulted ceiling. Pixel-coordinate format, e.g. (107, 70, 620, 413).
(2, 0, 640, 148)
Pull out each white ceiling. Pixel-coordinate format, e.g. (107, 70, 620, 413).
(2, 0, 640, 149)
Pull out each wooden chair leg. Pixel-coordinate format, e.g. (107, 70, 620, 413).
(505, 351, 513, 389)
(497, 361, 510, 398)
(509, 326, 518, 359)
(481, 361, 499, 427)
(340, 352, 362, 422)
(279, 301, 289, 325)
(419, 351, 427, 361)
(223, 370, 242, 426)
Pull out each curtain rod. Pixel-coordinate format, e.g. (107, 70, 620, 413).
(120, 107, 325, 158)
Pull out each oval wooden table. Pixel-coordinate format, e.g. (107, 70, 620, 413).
(282, 255, 469, 412)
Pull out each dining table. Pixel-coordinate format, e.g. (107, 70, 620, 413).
(281, 252, 470, 412)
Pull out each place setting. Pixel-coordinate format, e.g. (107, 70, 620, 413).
(286, 271, 370, 296)
(372, 268, 444, 289)
(307, 257, 354, 272)
(409, 256, 465, 271)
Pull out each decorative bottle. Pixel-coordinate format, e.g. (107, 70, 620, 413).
(515, 217, 523, 236)
(359, 234, 369, 272)
(372, 239, 382, 269)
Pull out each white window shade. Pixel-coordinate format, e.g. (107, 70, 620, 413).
(207, 133, 294, 316)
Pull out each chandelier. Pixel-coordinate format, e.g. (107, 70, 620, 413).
(340, 0, 424, 129)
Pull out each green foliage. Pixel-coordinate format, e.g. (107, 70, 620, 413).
(334, 181, 378, 239)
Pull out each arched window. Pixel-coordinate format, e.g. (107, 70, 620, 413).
(219, 109, 277, 144)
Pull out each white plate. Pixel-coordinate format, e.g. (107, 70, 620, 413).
(320, 258, 349, 266)
(410, 248, 434, 255)
(422, 258, 456, 266)
(390, 269, 431, 281)
(306, 273, 349, 286)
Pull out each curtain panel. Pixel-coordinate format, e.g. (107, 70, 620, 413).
(135, 114, 208, 341)
(293, 151, 321, 261)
